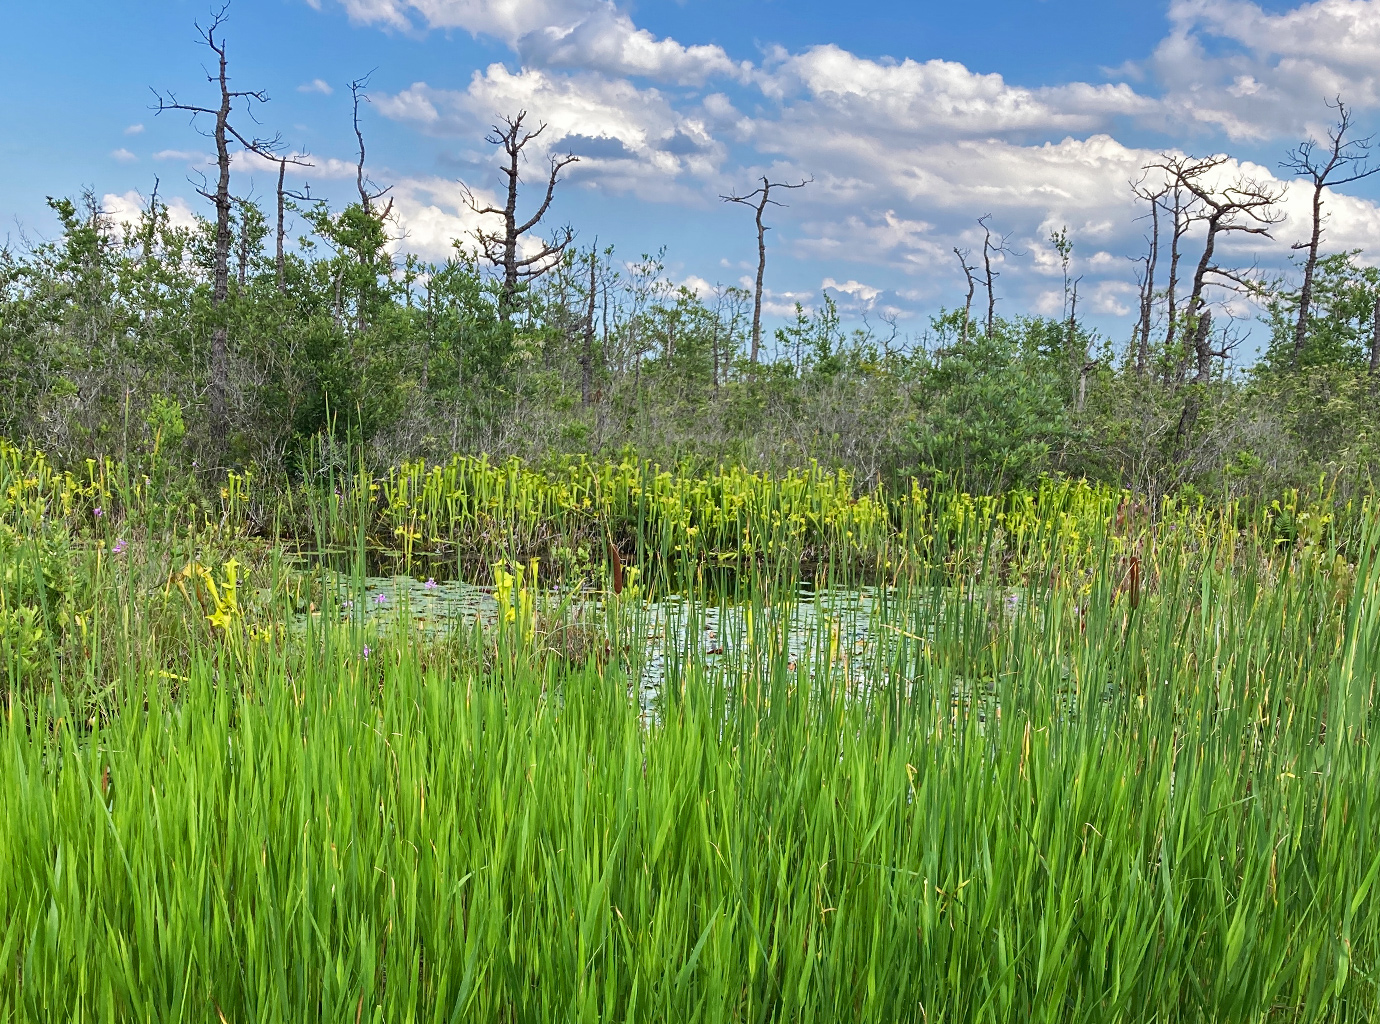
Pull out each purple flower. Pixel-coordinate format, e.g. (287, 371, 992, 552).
(361, 645, 372, 660)
(93, 507, 104, 518)
(374, 593, 388, 605)
(424, 578, 438, 589)
(112, 539, 127, 555)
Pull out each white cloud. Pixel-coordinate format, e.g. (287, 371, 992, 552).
(110, 148, 138, 163)
(124, 123, 144, 136)
(333, 0, 743, 84)
(761, 45, 1154, 138)
(321, 0, 1380, 334)
(386, 175, 556, 261)
(821, 277, 881, 305)
(153, 149, 211, 166)
(519, 6, 750, 86)
(1152, 0, 1380, 140)
(677, 274, 714, 296)
(299, 78, 336, 95)
(234, 149, 361, 180)
(101, 190, 200, 232)
(378, 66, 727, 198)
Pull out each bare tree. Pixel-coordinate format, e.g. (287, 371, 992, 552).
(1371, 294, 1380, 379)
(463, 111, 578, 323)
(581, 246, 599, 407)
(976, 215, 1019, 336)
(350, 76, 393, 220)
(1161, 178, 1197, 381)
(1152, 154, 1282, 439)
(274, 156, 313, 294)
(1176, 166, 1281, 385)
(720, 175, 811, 367)
(710, 285, 749, 399)
(1130, 174, 1170, 377)
(953, 246, 977, 344)
(1281, 98, 1379, 366)
(154, 3, 280, 446)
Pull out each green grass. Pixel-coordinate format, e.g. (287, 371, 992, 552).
(1, 497, 1379, 1022)
(0, 441, 1378, 1020)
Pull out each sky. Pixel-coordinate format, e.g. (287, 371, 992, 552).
(5, 0, 1380, 353)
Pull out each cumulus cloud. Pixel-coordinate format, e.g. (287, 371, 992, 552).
(101, 191, 200, 232)
(332, 0, 745, 85)
(110, 148, 138, 163)
(821, 277, 881, 303)
(385, 175, 557, 261)
(315, 0, 1380, 334)
(760, 46, 1154, 139)
(519, 6, 751, 86)
(298, 78, 335, 94)
(124, 123, 144, 136)
(378, 66, 726, 198)
(1152, 0, 1380, 140)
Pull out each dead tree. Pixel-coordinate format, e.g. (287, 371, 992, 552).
(1281, 98, 1378, 367)
(274, 156, 313, 294)
(581, 246, 598, 407)
(350, 77, 393, 220)
(1153, 155, 1282, 439)
(154, 3, 280, 446)
(1178, 171, 1281, 384)
(1370, 294, 1380, 379)
(348, 77, 396, 335)
(953, 246, 977, 343)
(977, 215, 1019, 337)
(720, 176, 811, 367)
(1160, 178, 1197, 381)
(463, 111, 578, 323)
(1130, 173, 1171, 377)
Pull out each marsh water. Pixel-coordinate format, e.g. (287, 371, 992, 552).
(311, 571, 1022, 718)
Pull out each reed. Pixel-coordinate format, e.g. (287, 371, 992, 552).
(0, 442, 1376, 1019)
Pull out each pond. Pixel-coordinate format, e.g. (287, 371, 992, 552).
(314, 572, 984, 712)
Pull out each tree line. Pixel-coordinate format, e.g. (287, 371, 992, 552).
(2, 9, 1379, 504)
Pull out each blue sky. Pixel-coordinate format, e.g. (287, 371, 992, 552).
(5, 0, 1380, 352)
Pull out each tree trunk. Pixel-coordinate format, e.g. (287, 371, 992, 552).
(1292, 180, 1325, 366)
(275, 160, 287, 295)
(1370, 294, 1380, 377)
(1163, 190, 1185, 386)
(1135, 199, 1159, 377)
(1186, 214, 1220, 385)
(710, 317, 720, 400)
(750, 196, 767, 367)
(209, 48, 234, 445)
(581, 255, 596, 407)
(983, 240, 996, 337)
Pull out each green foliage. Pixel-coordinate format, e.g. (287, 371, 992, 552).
(8, 186, 1380, 503)
(1261, 252, 1380, 371)
(907, 311, 1071, 492)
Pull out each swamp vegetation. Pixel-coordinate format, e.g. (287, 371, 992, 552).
(0, 443, 1377, 1021)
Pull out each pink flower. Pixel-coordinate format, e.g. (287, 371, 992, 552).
(93, 507, 104, 518)
(112, 539, 127, 555)
(424, 578, 438, 589)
